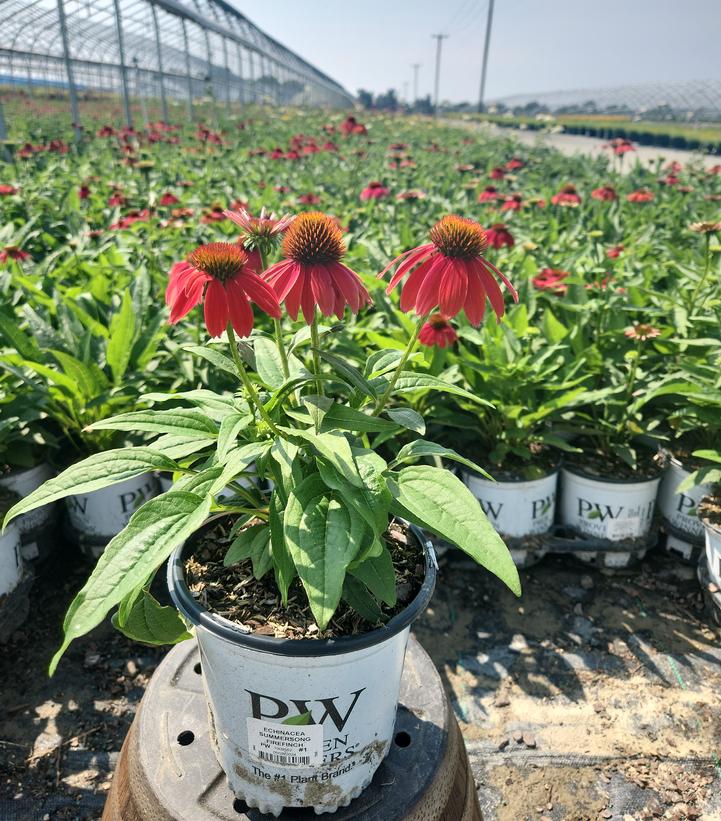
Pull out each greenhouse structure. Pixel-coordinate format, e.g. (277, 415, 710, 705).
(0, 0, 354, 134)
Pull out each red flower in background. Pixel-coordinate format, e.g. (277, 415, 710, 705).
(485, 223, 515, 249)
(0, 184, 18, 196)
(532, 268, 568, 294)
(591, 186, 617, 201)
(340, 116, 367, 136)
(380, 215, 517, 325)
(478, 186, 500, 203)
(625, 323, 660, 341)
(489, 166, 506, 180)
(606, 244, 624, 259)
(159, 192, 179, 206)
(108, 192, 125, 206)
(263, 212, 371, 324)
(79, 185, 90, 200)
(298, 193, 321, 205)
(666, 161, 683, 173)
(0, 246, 30, 264)
(627, 189, 654, 203)
(501, 194, 524, 212)
(505, 157, 525, 170)
(605, 138, 634, 155)
(419, 314, 458, 348)
(360, 181, 390, 201)
(396, 190, 427, 201)
(659, 174, 679, 186)
(166, 242, 280, 337)
(110, 209, 151, 230)
(225, 206, 294, 247)
(551, 185, 581, 206)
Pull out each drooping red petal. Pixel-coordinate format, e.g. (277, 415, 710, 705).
(224, 278, 255, 337)
(461, 260, 487, 326)
(168, 275, 206, 324)
(300, 272, 317, 324)
(265, 260, 302, 301)
(387, 246, 435, 290)
(204, 279, 230, 337)
(438, 262, 468, 317)
(284, 273, 305, 321)
(414, 256, 450, 316)
(399, 255, 439, 312)
(475, 264, 506, 320)
(330, 262, 371, 313)
(244, 248, 262, 274)
(165, 261, 196, 305)
(238, 272, 281, 318)
(480, 257, 519, 303)
(309, 265, 336, 316)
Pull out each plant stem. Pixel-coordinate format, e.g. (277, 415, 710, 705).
(692, 234, 713, 313)
(309, 312, 324, 396)
(226, 324, 281, 436)
(616, 340, 641, 435)
(373, 316, 425, 415)
(274, 318, 290, 379)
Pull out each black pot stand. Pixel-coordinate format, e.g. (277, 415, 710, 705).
(101, 636, 482, 820)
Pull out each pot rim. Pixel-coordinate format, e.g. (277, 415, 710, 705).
(462, 466, 559, 486)
(561, 463, 661, 486)
(168, 521, 437, 657)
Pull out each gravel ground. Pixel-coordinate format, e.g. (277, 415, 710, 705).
(1, 535, 720, 820)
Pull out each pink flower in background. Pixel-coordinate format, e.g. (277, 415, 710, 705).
(360, 181, 390, 201)
(478, 186, 500, 203)
(419, 314, 458, 348)
(551, 184, 581, 206)
(627, 189, 654, 203)
(159, 192, 179, 206)
(0, 246, 30, 264)
(591, 186, 617, 201)
(484, 223, 515, 249)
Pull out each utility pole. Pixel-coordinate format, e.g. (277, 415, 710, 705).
(431, 34, 448, 114)
(411, 62, 420, 102)
(478, 0, 495, 112)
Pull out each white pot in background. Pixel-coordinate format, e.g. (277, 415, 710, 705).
(0, 463, 57, 561)
(664, 530, 703, 564)
(657, 457, 710, 542)
(703, 518, 721, 589)
(560, 466, 660, 542)
(462, 470, 558, 538)
(0, 522, 23, 598)
(168, 528, 437, 816)
(67, 473, 159, 558)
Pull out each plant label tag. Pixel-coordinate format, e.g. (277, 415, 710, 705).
(247, 717, 323, 767)
(607, 516, 642, 541)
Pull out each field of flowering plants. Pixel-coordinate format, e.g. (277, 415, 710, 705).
(1, 104, 721, 817)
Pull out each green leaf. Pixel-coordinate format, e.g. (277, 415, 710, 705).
(384, 408, 426, 434)
(224, 524, 264, 565)
(390, 440, 492, 479)
(282, 712, 312, 726)
(88, 408, 218, 437)
(542, 309, 569, 343)
(50, 491, 212, 674)
(350, 545, 397, 606)
(342, 576, 383, 624)
(372, 372, 493, 407)
(318, 350, 378, 399)
(283, 428, 363, 488)
(106, 289, 136, 385)
(254, 335, 305, 389)
(112, 588, 192, 645)
(3, 448, 180, 528)
(50, 349, 108, 399)
(185, 345, 238, 376)
(217, 412, 253, 463)
(284, 475, 362, 629)
(319, 402, 399, 434)
(0, 310, 42, 360)
(269, 491, 296, 604)
(390, 465, 520, 596)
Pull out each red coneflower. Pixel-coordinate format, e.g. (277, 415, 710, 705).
(457, 164, 475, 173)
(532, 268, 569, 294)
(659, 174, 679, 186)
(79, 185, 90, 200)
(0, 184, 18, 196)
(225, 206, 294, 246)
(166, 242, 280, 338)
(380, 215, 517, 325)
(551, 185, 581, 206)
(298, 193, 321, 205)
(489, 166, 506, 180)
(606, 244, 624, 259)
(360, 181, 390, 201)
(591, 186, 617, 202)
(108, 192, 125, 206)
(666, 161, 683, 173)
(624, 323, 660, 341)
(262, 212, 371, 324)
(478, 185, 499, 203)
(396, 190, 427, 201)
(485, 223, 515, 249)
(627, 189, 654, 203)
(501, 194, 524, 212)
(159, 192, 179, 206)
(110, 209, 151, 230)
(0, 246, 30, 264)
(505, 157, 525, 170)
(419, 314, 458, 348)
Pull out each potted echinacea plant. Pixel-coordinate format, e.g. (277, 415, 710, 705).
(417, 307, 589, 566)
(559, 322, 664, 550)
(4, 211, 520, 816)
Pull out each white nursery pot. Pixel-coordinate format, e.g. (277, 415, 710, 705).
(462, 469, 558, 538)
(657, 457, 710, 542)
(67, 473, 159, 557)
(0, 463, 56, 560)
(560, 466, 660, 542)
(0, 522, 23, 598)
(168, 526, 437, 817)
(703, 518, 721, 589)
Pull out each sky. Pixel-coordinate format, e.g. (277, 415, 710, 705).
(235, 0, 720, 104)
